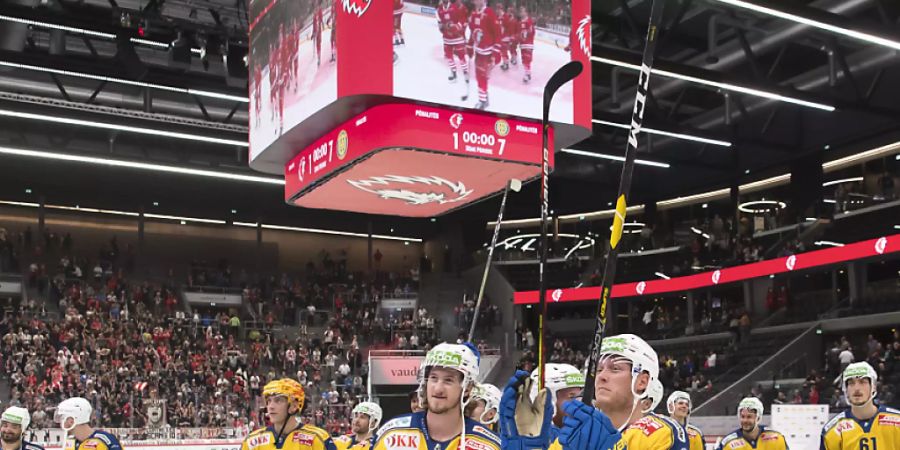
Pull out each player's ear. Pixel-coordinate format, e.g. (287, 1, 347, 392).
(635, 372, 650, 394)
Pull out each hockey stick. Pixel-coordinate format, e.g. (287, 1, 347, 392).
(467, 178, 522, 343)
(581, 0, 666, 406)
(537, 61, 583, 390)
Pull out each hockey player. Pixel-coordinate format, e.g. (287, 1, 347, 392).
(313, 1, 325, 65)
(528, 363, 585, 434)
(668, 391, 705, 450)
(501, 4, 519, 68)
(372, 343, 501, 450)
(55, 397, 123, 450)
(1, 406, 44, 450)
(640, 379, 664, 415)
(242, 379, 336, 450)
(820, 362, 900, 450)
(437, 0, 468, 83)
(501, 334, 689, 450)
(715, 397, 788, 450)
(466, 383, 502, 429)
(330, 0, 338, 62)
(334, 402, 381, 450)
(393, 0, 405, 45)
(517, 5, 535, 83)
(466, 0, 501, 110)
(493, 3, 509, 71)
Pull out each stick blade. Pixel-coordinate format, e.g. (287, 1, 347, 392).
(543, 61, 583, 122)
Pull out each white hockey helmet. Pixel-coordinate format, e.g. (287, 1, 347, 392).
(352, 402, 383, 431)
(470, 383, 502, 424)
(529, 363, 585, 414)
(842, 362, 878, 400)
(418, 343, 480, 402)
(737, 397, 764, 424)
(642, 379, 664, 414)
(1, 406, 30, 431)
(667, 390, 692, 415)
(598, 334, 660, 398)
(54, 397, 93, 431)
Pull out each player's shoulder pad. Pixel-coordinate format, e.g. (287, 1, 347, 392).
(628, 415, 670, 437)
(375, 413, 416, 437)
(658, 415, 688, 443)
(24, 441, 46, 450)
(299, 424, 333, 441)
(464, 418, 501, 446)
(333, 435, 352, 443)
(687, 423, 703, 434)
(720, 431, 740, 444)
(248, 427, 272, 437)
(822, 411, 848, 434)
(883, 406, 900, 416)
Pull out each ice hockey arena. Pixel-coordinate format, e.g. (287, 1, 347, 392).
(1, 1, 899, 450)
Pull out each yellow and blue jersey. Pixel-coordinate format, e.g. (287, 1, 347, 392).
(549, 413, 690, 450)
(820, 406, 900, 450)
(334, 434, 374, 450)
(715, 426, 789, 450)
(65, 431, 123, 450)
(372, 411, 501, 450)
(242, 424, 337, 450)
(686, 424, 705, 450)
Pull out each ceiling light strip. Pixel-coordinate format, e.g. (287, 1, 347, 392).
(590, 56, 835, 111)
(713, 0, 900, 51)
(592, 119, 732, 147)
(0, 15, 203, 54)
(0, 199, 422, 242)
(0, 146, 281, 184)
(0, 109, 248, 147)
(0, 61, 249, 103)
(560, 148, 671, 168)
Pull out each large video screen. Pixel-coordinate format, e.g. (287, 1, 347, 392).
(393, 0, 577, 122)
(248, 0, 338, 161)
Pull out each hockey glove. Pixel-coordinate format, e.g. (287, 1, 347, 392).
(558, 401, 622, 450)
(500, 370, 553, 450)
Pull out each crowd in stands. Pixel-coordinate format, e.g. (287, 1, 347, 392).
(0, 224, 424, 435)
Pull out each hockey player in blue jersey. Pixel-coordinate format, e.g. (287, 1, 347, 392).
(2, 406, 44, 450)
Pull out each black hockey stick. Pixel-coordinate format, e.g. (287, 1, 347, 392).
(582, 0, 666, 406)
(537, 61, 583, 390)
(468, 178, 522, 342)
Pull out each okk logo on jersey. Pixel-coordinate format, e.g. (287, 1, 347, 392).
(342, 0, 371, 17)
(449, 113, 463, 129)
(384, 433, 420, 450)
(575, 15, 591, 56)
(636, 281, 646, 295)
(711, 270, 721, 284)
(785, 255, 797, 271)
(875, 237, 887, 254)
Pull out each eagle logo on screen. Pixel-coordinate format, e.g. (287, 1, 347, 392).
(575, 15, 591, 56)
(342, 0, 372, 18)
(347, 175, 473, 205)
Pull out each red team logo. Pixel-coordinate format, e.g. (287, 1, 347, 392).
(342, 0, 371, 17)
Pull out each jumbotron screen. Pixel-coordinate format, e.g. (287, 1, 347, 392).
(248, 0, 591, 167)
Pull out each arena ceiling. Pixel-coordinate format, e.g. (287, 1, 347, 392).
(0, 0, 898, 236)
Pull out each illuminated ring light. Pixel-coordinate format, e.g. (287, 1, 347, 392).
(822, 177, 863, 187)
(738, 200, 786, 214)
(495, 233, 596, 252)
(610, 222, 646, 234)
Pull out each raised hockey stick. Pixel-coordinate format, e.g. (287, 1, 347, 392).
(537, 61, 583, 390)
(582, 0, 666, 406)
(467, 178, 522, 343)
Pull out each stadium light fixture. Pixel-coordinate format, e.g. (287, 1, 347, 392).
(0, 200, 422, 242)
(592, 119, 732, 147)
(654, 272, 671, 280)
(815, 240, 845, 247)
(0, 109, 248, 147)
(0, 146, 281, 184)
(0, 15, 203, 54)
(0, 61, 249, 103)
(712, 0, 900, 51)
(590, 56, 835, 111)
(822, 177, 864, 187)
(560, 148, 670, 168)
